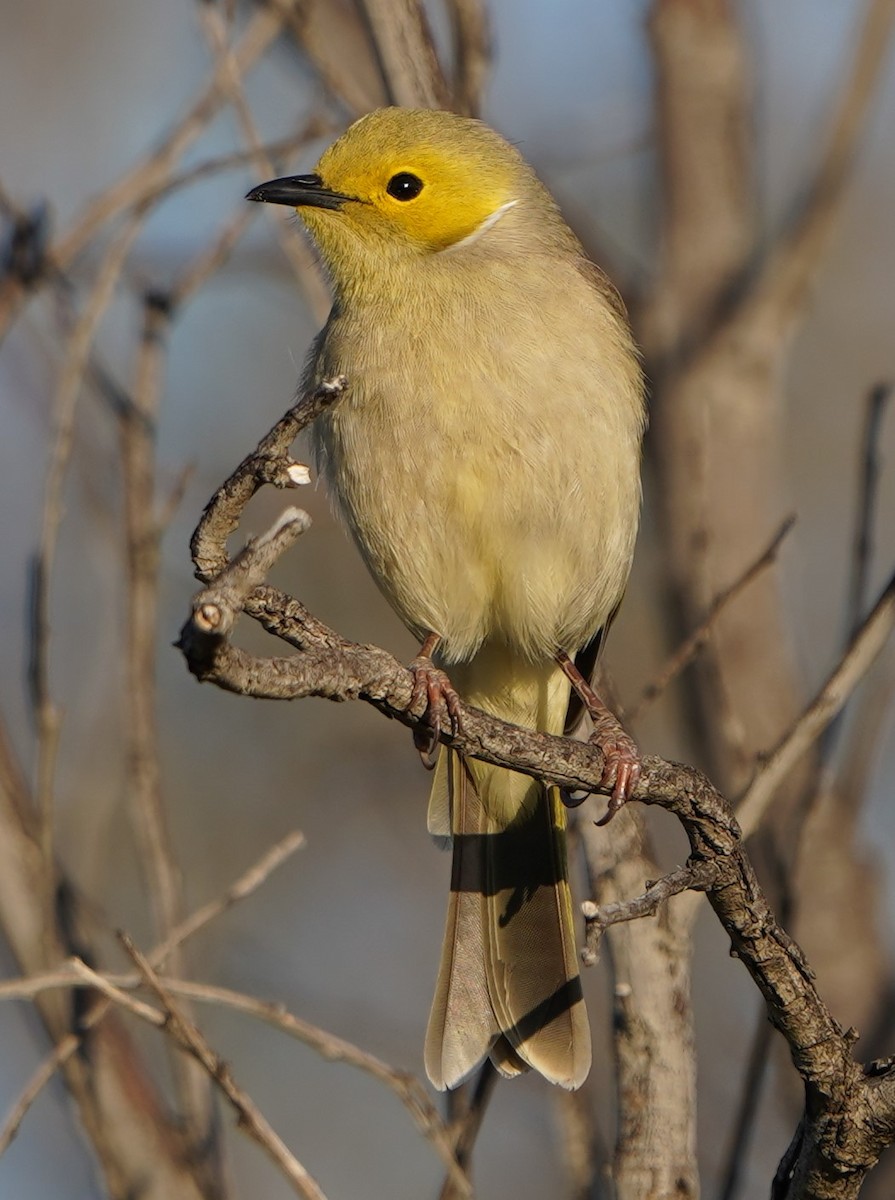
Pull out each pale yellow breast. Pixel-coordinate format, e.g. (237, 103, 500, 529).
(310, 251, 644, 664)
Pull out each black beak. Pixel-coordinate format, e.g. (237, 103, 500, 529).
(246, 173, 352, 211)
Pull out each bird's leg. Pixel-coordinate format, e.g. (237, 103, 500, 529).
(408, 633, 463, 769)
(555, 649, 640, 823)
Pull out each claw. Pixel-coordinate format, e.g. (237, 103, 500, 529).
(408, 635, 462, 768)
(592, 722, 641, 825)
(555, 648, 641, 824)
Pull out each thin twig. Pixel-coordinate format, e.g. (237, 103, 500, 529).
(847, 382, 891, 640)
(581, 860, 718, 966)
(627, 516, 795, 722)
(120, 290, 222, 1163)
(734, 0, 895, 341)
(119, 933, 331, 1200)
(0, 829, 305, 1165)
(0, 1033, 80, 1155)
(821, 382, 890, 764)
(30, 207, 151, 963)
(196, 2, 331, 321)
(733, 569, 895, 840)
(51, 1, 298, 270)
(0, 961, 472, 1195)
(151, 829, 305, 967)
(446, 0, 492, 116)
(439, 1062, 498, 1199)
(717, 1008, 776, 1200)
(357, 0, 450, 109)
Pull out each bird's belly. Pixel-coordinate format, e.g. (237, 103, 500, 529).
(314, 389, 636, 664)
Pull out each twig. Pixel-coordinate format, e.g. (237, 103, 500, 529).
(820, 382, 891, 766)
(738, 0, 895, 340)
(122, 293, 182, 946)
(279, 3, 387, 117)
(439, 1062, 498, 1200)
(120, 290, 222, 1167)
(51, 1, 298, 270)
(847, 383, 891, 640)
(196, 2, 331, 321)
(576, 807, 698, 1195)
(627, 516, 795, 722)
(140, 118, 333, 209)
(152, 828, 306, 968)
(118, 933, 331, 1200)
(0, 961, 472, 1196)
(177, 378, 895, 1192)
(0, 1033, 80, 1155)
(580, 860, 718, 966)
(177, 390, 894, 807)
(189, 375, 347, 583)
(717, 1010, 775, 1200)
(551, 1084, 607, 1200)
(357, 0, 450, 109)
(0, 828, 305, 1169)
(446, 0, 492, 116)
(733, 568, 895, 840)
(30, 207, 151, 962)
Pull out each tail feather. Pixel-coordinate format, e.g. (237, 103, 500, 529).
(425, 753, 498, 1089)
(424, 651, 591, 1091)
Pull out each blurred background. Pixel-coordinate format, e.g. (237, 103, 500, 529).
(1, 2, 894, 1197)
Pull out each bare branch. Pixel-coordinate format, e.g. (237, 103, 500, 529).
(577, 808, 699, 1196)
(438, 1063, 497, 1200)
(357, 0, 451, 109)
(152, 829, 306, 968)
(0, 1033, 80, 1155)
(581, 860, 717, 965)
(446, 0, 492, 116)
(31, 206, 151, 966)
(119, 934, 331, 1200)
(51, 1, 300, 270)
(175, 378, 895, 1193)
(736, 0, 895, 341)
(627, 516, 795, 722)
(734, 569, 895, 839)
(189, 376, 345, 581)
(848, 383, 892, 639)
(197, 3, 331, 321)
(0, 961, 470, 1196)
(643, 0, 753, 355)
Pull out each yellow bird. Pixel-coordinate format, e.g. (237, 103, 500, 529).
(248, 107, 645, 1091)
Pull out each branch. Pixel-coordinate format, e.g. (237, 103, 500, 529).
(626, 515, 795, 722)
(576, 808, 699, 1195)
(734, 0, 895, 342)
(445, 0, 492, 116)
(847, 382, 892, 640)
(357, 0, 450, 109)
(177, 387, 895, 1195)
(0, 961, 471, 1197)
(120, 935, 330, 1200)
(734, 567, 895, 839)
(580, 860, 718, 965)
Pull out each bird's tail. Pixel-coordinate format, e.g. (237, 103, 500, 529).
(424, 647, 591, 1090)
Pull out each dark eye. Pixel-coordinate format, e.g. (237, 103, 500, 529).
(386, 172, 424, 201)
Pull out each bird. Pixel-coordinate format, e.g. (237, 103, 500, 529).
(247, 107, 645, 1091)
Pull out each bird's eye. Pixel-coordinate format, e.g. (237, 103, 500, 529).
(386, 172, 424, 201)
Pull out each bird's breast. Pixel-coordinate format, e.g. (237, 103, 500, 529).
(310, 263, 644, 664)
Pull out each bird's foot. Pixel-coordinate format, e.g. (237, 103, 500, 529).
(408, 640, 462, 770)
(555, 648, 640, 823)
(589, 713, 641, 825)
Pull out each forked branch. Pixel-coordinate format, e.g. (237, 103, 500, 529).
(178, 383, 895, 1198)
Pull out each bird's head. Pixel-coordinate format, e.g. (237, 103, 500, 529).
(247, 108, 545, 285)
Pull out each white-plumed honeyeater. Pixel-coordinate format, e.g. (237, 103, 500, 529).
(248, 107, 645, 1091)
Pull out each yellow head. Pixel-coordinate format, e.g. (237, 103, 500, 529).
(248, 108, 564, 287)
